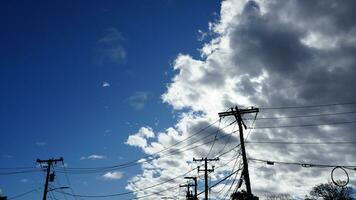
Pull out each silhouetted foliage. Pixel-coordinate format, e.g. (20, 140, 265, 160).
(305, 181, 353, 200)
(231, 190, 259, 200)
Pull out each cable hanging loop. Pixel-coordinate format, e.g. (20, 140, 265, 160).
(331, 166, 349, 187)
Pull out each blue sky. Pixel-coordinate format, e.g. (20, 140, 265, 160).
(2, 0, 356, 199)
(0, 0, 220, 199)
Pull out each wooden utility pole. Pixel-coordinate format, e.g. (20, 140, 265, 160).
(184, 177, 197, 199)
(218, 106, 259, 196)
(193, 157, 219, 200)
(180, 183, 194, 199)
(37, 157, 64, 200)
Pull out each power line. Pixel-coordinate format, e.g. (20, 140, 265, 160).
(246, 141, 356, 145)
(249, 158, 356, 169)
(0, 169, 42, 175)
(8, 188, 41, 200)
(61, 164, 79, 200)
(0, 166, 38, 170)
(196, 166, 243, 197)
(57, 128, 236, 175)
(250, 120, 356, 129)
(56, 120, 236, 174)
(215, 153, 242, 199)
(56, 119, 227, 172)
(243, 110, 356, 120)
(56, 167, 198, 198)
(206, 118, 222, 158)
(56, 144, 242, 199)
(259, 101, 356, 110)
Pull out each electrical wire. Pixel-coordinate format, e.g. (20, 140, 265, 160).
(259, 101, 356, 110)
(250, 120, 356, 129)
(206, 117, 222, 158)
(248, 158, 356, 169)
(56, 143, 242, 199)
(0, 166, 38, 170)
(0, 169, 42, 175)
(56, 120, 237, 174)
(55, 119, 228, 173)
(56, 167, 198, 198)
(214, 151, 242, 199)
(243, 110, 356, 120)
(221, 163, 242, 200)
(57, 128, 236, 175)
(8, 188, 41, 200)
(246, 141, 356, 145)
(196, 166, 243, 197)
(51, 165, 69, 200)
(62, 164, 80, 200)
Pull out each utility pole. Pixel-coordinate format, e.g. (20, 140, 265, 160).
(180, 183, 194, 199)
(193, 157, 219, 200)
(37, 157, 64, 200)
(218, 106, 259, 197)
(184, 177, 197, 199)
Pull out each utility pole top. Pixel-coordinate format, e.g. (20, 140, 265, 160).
(218, 106, 259, 117)
(193, 157, 219, 200)
(37, 157, 64, 200)
(193, 157, 219, 162)
(37, 157, 63, 163)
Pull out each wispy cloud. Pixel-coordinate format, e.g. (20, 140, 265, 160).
(94, 27, 126, 64)
(102, 81, 110, 87)
(20, 178, 29, 183)
(126, 92, 149, 110)
(102, 171, 123, 180)
(2, 154, 13, 159)
(35, 141, 47, 146)
(80, 154, 106, 160)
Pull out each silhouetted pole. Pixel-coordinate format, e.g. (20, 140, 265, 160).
(180, 183, 193, 199)
(185, 177, 197, 199)
(219, 106, 259, 196)
(37, 157, 63, 200)
(193, 157, 219, 200)
(184, 177, 197, 199)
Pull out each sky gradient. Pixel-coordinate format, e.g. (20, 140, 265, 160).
(1, 0, 356, 200)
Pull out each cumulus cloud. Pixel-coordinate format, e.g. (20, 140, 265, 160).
(94, 27, 126, 64)
(80, 154, 106, 160)
(126, 0, 356, 199)
(102, 171, 124, 180)
(126, 127, 155, 149)
(126, 92, 149, 110)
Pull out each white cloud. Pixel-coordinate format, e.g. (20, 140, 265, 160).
(126, 127, 155, 149)
(102, 171, 123, 180)
(126, 0, 356, 199)
(80, 154, 106, 160)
